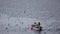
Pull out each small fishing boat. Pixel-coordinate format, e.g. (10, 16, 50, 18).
(30, 24, 42, 31)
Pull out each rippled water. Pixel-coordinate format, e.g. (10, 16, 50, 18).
(0, 17, 60, 34)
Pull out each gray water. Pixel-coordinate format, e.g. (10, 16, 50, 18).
(0, 17, 60, 34)
(0, 0, 60, 34)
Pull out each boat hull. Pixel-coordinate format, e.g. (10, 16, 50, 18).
(32, 27, 40, 30)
